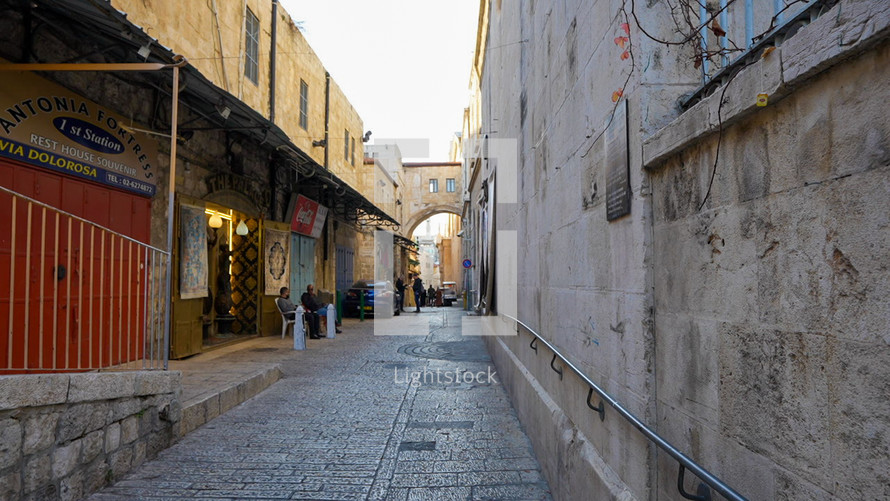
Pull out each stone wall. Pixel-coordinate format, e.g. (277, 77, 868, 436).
(479, 0, 663, 498)
(478, 0, 890, 500)
(0, 371, 181, 501)
(647, 39, 890, 501)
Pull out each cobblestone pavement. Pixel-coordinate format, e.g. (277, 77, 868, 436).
(89, 307, 552, 500)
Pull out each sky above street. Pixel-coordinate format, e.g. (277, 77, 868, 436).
(278, 1, 480, 161)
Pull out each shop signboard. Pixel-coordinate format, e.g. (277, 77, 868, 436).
(291, 194, 328, 239)
(0, 67, 158, 197)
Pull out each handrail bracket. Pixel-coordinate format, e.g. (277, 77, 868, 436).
(550, 353, 563, 380)
(586, 388, 605, 421)
(678, 465, 712, 501)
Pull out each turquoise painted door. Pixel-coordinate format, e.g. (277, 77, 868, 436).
(290, 233, 315, 295)
(335, 245, 354, 294)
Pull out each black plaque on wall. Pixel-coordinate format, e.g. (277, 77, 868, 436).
(605, 100, 631, 221)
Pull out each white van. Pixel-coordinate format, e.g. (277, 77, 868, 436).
(441, 281, 458, 306)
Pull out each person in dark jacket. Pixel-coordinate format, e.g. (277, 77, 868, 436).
(396, 275, 406, 312)
(412, 274, 423, 313)
(427, 285, 436, 306)
(301, 284, 342, 337)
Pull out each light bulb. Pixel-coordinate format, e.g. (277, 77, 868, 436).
(236, 220, 249, 236)
(208, 214, 223, 228)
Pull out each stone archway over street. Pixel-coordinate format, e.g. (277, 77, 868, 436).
(399, 162, 463, 238)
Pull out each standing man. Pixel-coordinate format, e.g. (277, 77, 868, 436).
(412, 274, 424, 313)
(396, 275, 406, 312)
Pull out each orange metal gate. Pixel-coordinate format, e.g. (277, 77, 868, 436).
(0, 160, 158, 373)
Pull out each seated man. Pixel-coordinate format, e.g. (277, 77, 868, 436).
(277, 286, 312, 337)
(301, 284, 342, 336)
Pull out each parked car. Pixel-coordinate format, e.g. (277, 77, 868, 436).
(343, 280, 400, 317)
(441, 281, 458, 306)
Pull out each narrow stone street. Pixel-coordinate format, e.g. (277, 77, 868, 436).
(88, 307, 552, 501)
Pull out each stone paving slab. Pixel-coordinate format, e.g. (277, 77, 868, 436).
(89, 308, 551, 500)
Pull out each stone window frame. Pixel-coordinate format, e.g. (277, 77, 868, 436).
(429, 179, 439, 193)
(299, 80, 309, 130)
(445, 178, 456, 192)
(344, 129, 349, 162)
(244, 8, 260, 85)
(350, 136, 356, 166)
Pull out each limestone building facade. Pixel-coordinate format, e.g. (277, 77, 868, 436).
(465, 0, 890, 500)
(0, 3, 396, 363)
(0, 1, 398, 495)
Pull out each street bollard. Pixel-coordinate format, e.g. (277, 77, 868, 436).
(327, 305, 336, 339)
(293, 306, 306, 350)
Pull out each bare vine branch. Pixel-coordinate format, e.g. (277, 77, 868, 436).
(626, 0, 798, 209)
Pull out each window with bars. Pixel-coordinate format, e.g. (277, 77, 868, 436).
(244, 8, 259, 84)
(693, 0, 820, 87)
(344, 130, 349, 161)
(351, 137, 355, 166)
(299, 80, 309, 130)
(429, 179, 439, 193)
(446, 178, 456, 192)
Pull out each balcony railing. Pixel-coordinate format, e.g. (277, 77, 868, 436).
(1, 186, 170, 373)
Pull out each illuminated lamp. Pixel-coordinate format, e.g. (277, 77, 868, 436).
(208, 213, 223, 228)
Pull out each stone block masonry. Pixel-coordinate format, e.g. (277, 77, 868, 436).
(0, 371, 181, 501)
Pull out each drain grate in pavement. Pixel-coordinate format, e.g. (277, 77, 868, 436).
(251, 348, 278, 352)
(399, 441, 437, 451)
(407, 421, 475, 429)
(398, 341, 491, 362)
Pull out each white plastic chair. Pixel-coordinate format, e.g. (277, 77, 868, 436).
(276, 300, 306, 350)
(275, 299, 295, 339)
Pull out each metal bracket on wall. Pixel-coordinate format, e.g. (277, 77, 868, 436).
(550, 353, 563, 380)
(678, 465, 713, 501)
(586, 388, 605, 422)
(529, 337, 538, 353)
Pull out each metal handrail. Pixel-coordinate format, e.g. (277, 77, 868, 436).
(501, 313, 747, 501)
(1, 185, 170, 372)
(0, 186, 168, 254)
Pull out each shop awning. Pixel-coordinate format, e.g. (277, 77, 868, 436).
(394, 234, 418, 251)
(281, 147, 400, 230)
(10, 0, 400, 229)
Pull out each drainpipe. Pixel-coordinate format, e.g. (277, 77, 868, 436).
(323, 71, 330, 169)
(269, 0, 278, 122)
(210, 0, 229, 92)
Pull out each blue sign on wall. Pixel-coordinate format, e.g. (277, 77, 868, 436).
(0, 137, 156, 197)
(463, 259, 473, 269)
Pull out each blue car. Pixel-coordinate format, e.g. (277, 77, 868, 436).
(343, 280, 400, 317)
